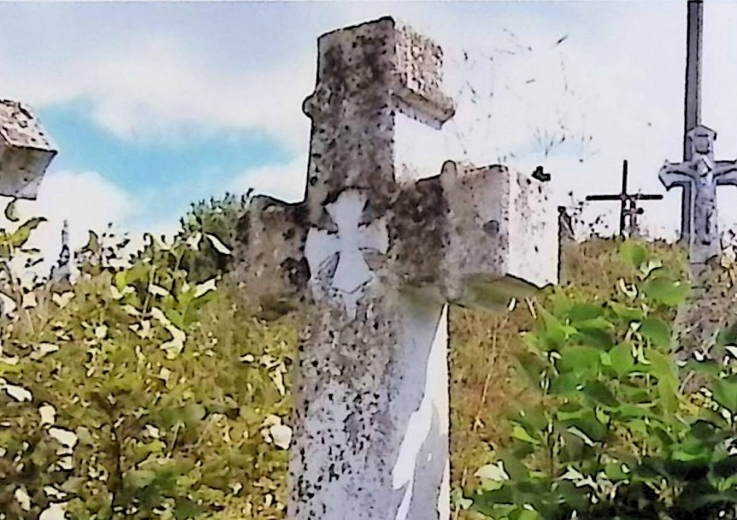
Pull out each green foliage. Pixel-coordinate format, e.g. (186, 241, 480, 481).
(173, 193, 250, 283)
(0, 201, 295, 520)
(470, 241, 737, 520)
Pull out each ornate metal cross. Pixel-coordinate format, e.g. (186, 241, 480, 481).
(586, 160, 663, 238)
(660, 125, 737, 265)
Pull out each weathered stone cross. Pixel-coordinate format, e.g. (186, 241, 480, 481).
(0, 99, 57, 199)
(660, 125, 737, 267)
(239, 17, 557, 520)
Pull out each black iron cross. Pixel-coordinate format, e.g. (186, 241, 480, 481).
(586, 160, 663, 238)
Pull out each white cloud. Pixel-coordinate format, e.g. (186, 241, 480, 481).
(0, 32, 313, 154)
(3, 2, 737, 245)
(3, 171, 138, 277)
(229, 156, 306, 203)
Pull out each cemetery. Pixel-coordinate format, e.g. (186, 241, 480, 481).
(5, 2, 737, 520)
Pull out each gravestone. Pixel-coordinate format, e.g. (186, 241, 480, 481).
(660, 125, 737, 374)
(659, 125, 737, 270)
(237, 17, 557, 520)
(586, 160, 662, 239)
(0, 99, 57, 199)
(50, 219, 71, 284)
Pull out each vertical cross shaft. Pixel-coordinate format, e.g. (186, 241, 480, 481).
(681, 0, 703, 242)
(619, 160, 629, 234)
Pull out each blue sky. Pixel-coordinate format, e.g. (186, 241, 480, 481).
(38, 102, 287, 227)
(2, 1, 737, 268)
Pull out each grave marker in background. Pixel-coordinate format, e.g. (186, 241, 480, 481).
(585, 160, 662, 239)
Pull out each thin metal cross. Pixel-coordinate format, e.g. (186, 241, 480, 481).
(586, 160, 663, 238)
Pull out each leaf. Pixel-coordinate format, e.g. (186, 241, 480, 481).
(205, 233, 231, 255)
(640, 318, 671, 348)
(7, 217, 46, 248)
(114, 270, 127, 292)
(4, 199, 19, 222)
(565, 304, 603, 322)
(657, 378, 679, 414)
(620, 241, 648, 269)
(181, 403, 206, 424)
(126, 469, 157, 488)
(607, 302, 645, 322)
(475, 462, 510, 482)
(609, 343, 635, 375)
(512, 424, 540, 445)
(498, 450, 529, 481)
(514, 510, 542, 520)
(52, 292, 74, 308)
(81, 230, 100, 254)
(148, 284, 169, 297)
(174, 497, 203, 520)
(557, 346, 601, 374)
(584, 381, 619, 407)
(713, 376, 737, 414)
(194, 278, 217, 298)
(643, 275, 690, 307)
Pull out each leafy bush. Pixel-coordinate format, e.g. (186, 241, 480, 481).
(469, 242, 737, 520)
(0, 203, 296, 520)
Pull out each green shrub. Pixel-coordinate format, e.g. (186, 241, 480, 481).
(0, 204, 295, 520)
(469, 242, 737, 520)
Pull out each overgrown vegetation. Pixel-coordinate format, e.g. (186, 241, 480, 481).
(464, 242, 737, 519)
(0, 199, 292, 520)
(3, 195, 737, 520)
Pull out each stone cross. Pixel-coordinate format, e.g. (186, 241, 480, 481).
(0, 99, 57, 199)
(659, 125, 737, 267)
(237, 17, 557, 520)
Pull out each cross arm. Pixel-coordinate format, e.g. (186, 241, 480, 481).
(234, 196, 310, 310)
(659, 161, 694, 189)
(631, 194, 664, 201)
(586, 194, 623, 201)
(714, 160, 737, 186)
(0, 100, 57, 199)
(390, 161, 557, 311)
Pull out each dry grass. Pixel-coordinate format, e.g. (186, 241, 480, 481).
(448, 238, 687, 517)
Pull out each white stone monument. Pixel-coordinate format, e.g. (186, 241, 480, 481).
(238, 17, 558, 520)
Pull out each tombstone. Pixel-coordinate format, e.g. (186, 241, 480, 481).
(237, 17, 557, 520)
(0, 99, 57, 199)
(660, 125, 737, 380)
(586, 160, 662, 239)
(558, 206, 575, 243)
(659, 125, 737, 270)
(50, 219, 72, 284)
